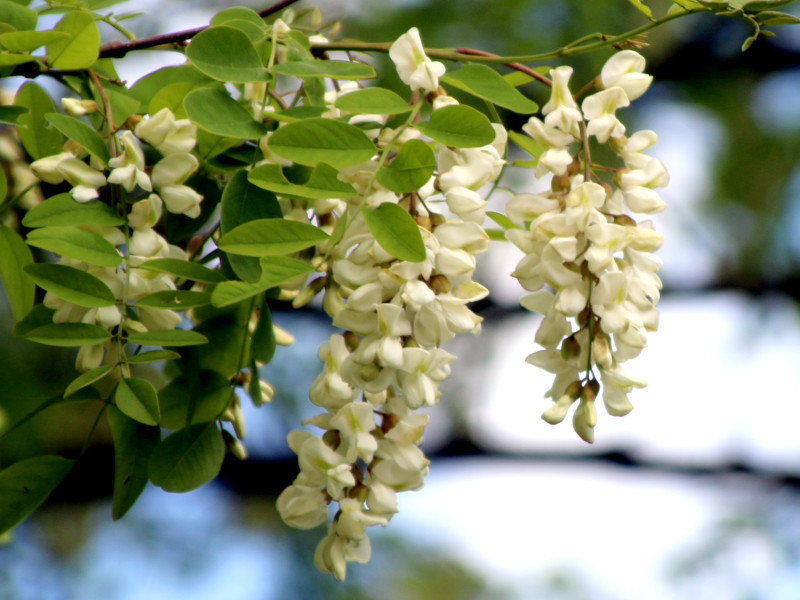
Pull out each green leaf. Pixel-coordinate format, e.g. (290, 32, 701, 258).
(148, 81, 194, 118)
(183, 87, 267, 139)
(333, 87, 413, 115)
(220, 169, 282, 282)
(271, 60, 376, 79)
(108, 407, 160, 520)
(46, 11, 100, 70)
(218, 218, 329, 257)
(211, 256, 313, 307)
(441, 64, 540, 114)
(126, 350, 181, 365)
(756, 9, 800, 23)
(0, 456, 74, 535)
(742, 34, 757, 51)
(135, 290, 212, 310)
(508, 129, 542, 159)
(248, 162, 357, 199)
(44, 113, 110, 167)
(0, 53, 35, 67)
(186, 26, 270, 83)
(14, 82, 62, 160)
(361, 203, 426, 263)
(12, 304, 55, 339)
(23, 323, 111, 346)
(134, 258, 224, 284)
(376, 139, 436, 193)
(158, 371, 231, 429)
(64, 363, 113, 398)
(269, 106, 327, 123)
(24, 263, 115, 307)
(102, 86, 141, 129)
(0, 168, 5, 204)
(127, 329, 209, 347)
(115, 377, 160, 426)
(129, 65, 214, 106)
(250, 298, 276, 363)
(0, 31, 68, 53)
(0, 0, 37, 31)
(267, 118, 376, 168)
(741, 0, 795, 9)
(0, 105, 28, 125)
(210, 6, 267, 29)
(148, 423, 225, 493)
(26, 227, 122, 267)
(486, 228, 507, 242)
(0, 226, 35, 321)
(486, 211, 520, 230)
(626, 0, 654, 18)
(415, 104, 497, 148)
(22, 194, 125, 228)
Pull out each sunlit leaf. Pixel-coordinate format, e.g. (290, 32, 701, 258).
(248, 162, 357, 199)
(22, 194, 125, 228)
(45, 113, 110, 167)
(334, 87, 413, 115)
(361, 203, 426, 263)
(271, 60, 376, 79)
(415, 104, 496, 148)
(184, 87, 267, 139)
(14, 82, 62, 160)
(267, 118, 376, 168)
(46, 11, 100, 70)
(26, 227, 122, 267)
(218, 218, 329, 257)
(211, 256, 313, 307)
(186, 26, 270, 82)
(376, 139, 436, 193)
(442, 64, 540, 114)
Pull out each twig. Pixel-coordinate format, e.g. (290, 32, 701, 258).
(98, 0, 303, 59)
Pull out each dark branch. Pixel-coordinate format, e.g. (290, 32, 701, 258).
(98, 0, 303, 59)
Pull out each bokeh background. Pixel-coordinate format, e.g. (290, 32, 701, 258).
(2, 0, 800, 598)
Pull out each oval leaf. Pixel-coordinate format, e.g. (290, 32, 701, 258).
(184, 87, 267, 139)
(14, 82, 62, 160)
(26, 227, 122, 267)
(46, 11, 100, 70)
(126, 349, 181, 365)
(0, 456, 74, 535)
(148, 423, 225, 493)
(441, 64, 540, 114)
(415, 104, 497, 148)
(0, 226, 35, 321)
(158, 371, 232, 430)
(115, 377, 160, 426)
(22, 194, 125, 228)
(334, 87, 413, 115)
(109, 407, 160, 520)
(250, 299, 276, 363)
(376, 139, 436, 193)
(267, 118, 376, 168)
(64, 363, 113, 398)
(186, 26, 270, 83)
(218, 218, 329, 257)
(24, 263, 116, 307)
(211, 256, 313, 308)
(271, 60, 376, 79)
(361, 203, 426, 263)
(135, 290, 212, 310)
(44, 113, 110, 166)
(248, 162, 357, 199)
(23, 323, 111, 346)
(134, 258, 224, 284)
(126, 329, 208, 347)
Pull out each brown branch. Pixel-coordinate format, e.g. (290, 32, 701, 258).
(454, 47, 552, 87)
(98, 0, 303, 59)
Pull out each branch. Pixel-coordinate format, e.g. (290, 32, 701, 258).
(97, 0, 303, 59)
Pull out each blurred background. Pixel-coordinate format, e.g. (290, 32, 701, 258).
(2, 0, 800, 598)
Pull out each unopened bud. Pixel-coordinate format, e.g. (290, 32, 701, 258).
(292, 276, 326, 308)
(566, 157, 582, 178)
(541, 392, 577, 425)
(551, 174, 572, 193)
(322, 430, 340, 448)
(414, 214, 432, 231)
(614, 214, 637, 227)
(429, 213, 446, 229)
(592, 335, 613, 369)
(62, 97, 99, 116)
(258, 379, 275, 403)
(428, 274, 451, 295)
(277, 289, 299, 301)
(572, 398, 597, 443)
(273, 324, 295, 346)
(343, 331, 360, 352)
(222, 430, 248, 460)
(560, 335, 581, 360)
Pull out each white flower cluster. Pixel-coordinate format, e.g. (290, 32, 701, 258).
(507, 51, 667, 442)
(277, 28, 505, 580)
(30, 108, 204, 372)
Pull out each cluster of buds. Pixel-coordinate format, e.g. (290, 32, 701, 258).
(277, 28, 505, 580)
(507, 50, 667, 442)
(28, 108, 204, 373)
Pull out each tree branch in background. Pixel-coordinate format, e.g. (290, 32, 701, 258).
(98, 0, 303, 58)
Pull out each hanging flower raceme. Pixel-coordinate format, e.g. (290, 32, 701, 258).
(507, 50, 666, 443)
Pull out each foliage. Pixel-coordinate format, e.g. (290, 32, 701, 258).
(0, 0, 796, 580)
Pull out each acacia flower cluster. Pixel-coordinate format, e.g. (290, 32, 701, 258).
(28, 108, 204, 373)
(277, 27, 504, 580)
(506, 50, 666, 442)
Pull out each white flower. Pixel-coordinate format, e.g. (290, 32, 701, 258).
(277, 484, 329, 529)
(108, 131, 151, 192)
(135, 108, 197, 155)
(30, 152, 106, 202)
(389, 27, 445, 93)
(542, 66, 582, 134)
(582, 87, 629, 143)
(600, 50, 653, 101)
